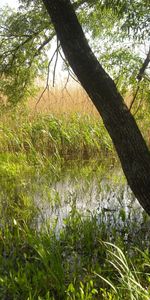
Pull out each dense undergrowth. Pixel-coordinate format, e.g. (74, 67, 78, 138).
(0, 106, 150, 299)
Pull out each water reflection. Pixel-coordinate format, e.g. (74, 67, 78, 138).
(35, 172, 150, 244)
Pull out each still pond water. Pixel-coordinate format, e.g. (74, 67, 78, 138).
(34, 161, 150, 243)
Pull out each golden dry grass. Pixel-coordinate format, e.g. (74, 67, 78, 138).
(28, 85, 100, 117)
(28, 83, 133, 117)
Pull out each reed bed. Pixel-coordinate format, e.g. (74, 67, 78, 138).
(0, 110, 114, 161)
(29, 85, 99, 116)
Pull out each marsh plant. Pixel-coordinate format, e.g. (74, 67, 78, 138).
(0, 202, 150, 299)
(0, 110, 150, 299)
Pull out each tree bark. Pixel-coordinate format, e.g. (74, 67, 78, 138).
(42, 0, 150, 215)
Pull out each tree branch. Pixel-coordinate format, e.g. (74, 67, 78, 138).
(129, 85, 140, 111)
(52, 38, 59, 87)
(33, 32, 55, 57)
(35, 44, 60, 108)
(137, 47, 150, 81)
(58, 48, 80, 84)
(128, 48, 150, 111)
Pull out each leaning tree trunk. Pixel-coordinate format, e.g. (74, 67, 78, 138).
(42, 0, 150, 215)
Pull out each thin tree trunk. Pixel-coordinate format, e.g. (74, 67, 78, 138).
(42, 0, 150, 215)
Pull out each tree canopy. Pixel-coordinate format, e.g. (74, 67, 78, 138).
(0, 0, 149, 106)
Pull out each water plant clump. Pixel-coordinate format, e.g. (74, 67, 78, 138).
(0, 203, 150, 300)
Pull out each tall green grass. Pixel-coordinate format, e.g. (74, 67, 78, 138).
(0, 108, 115, 160)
